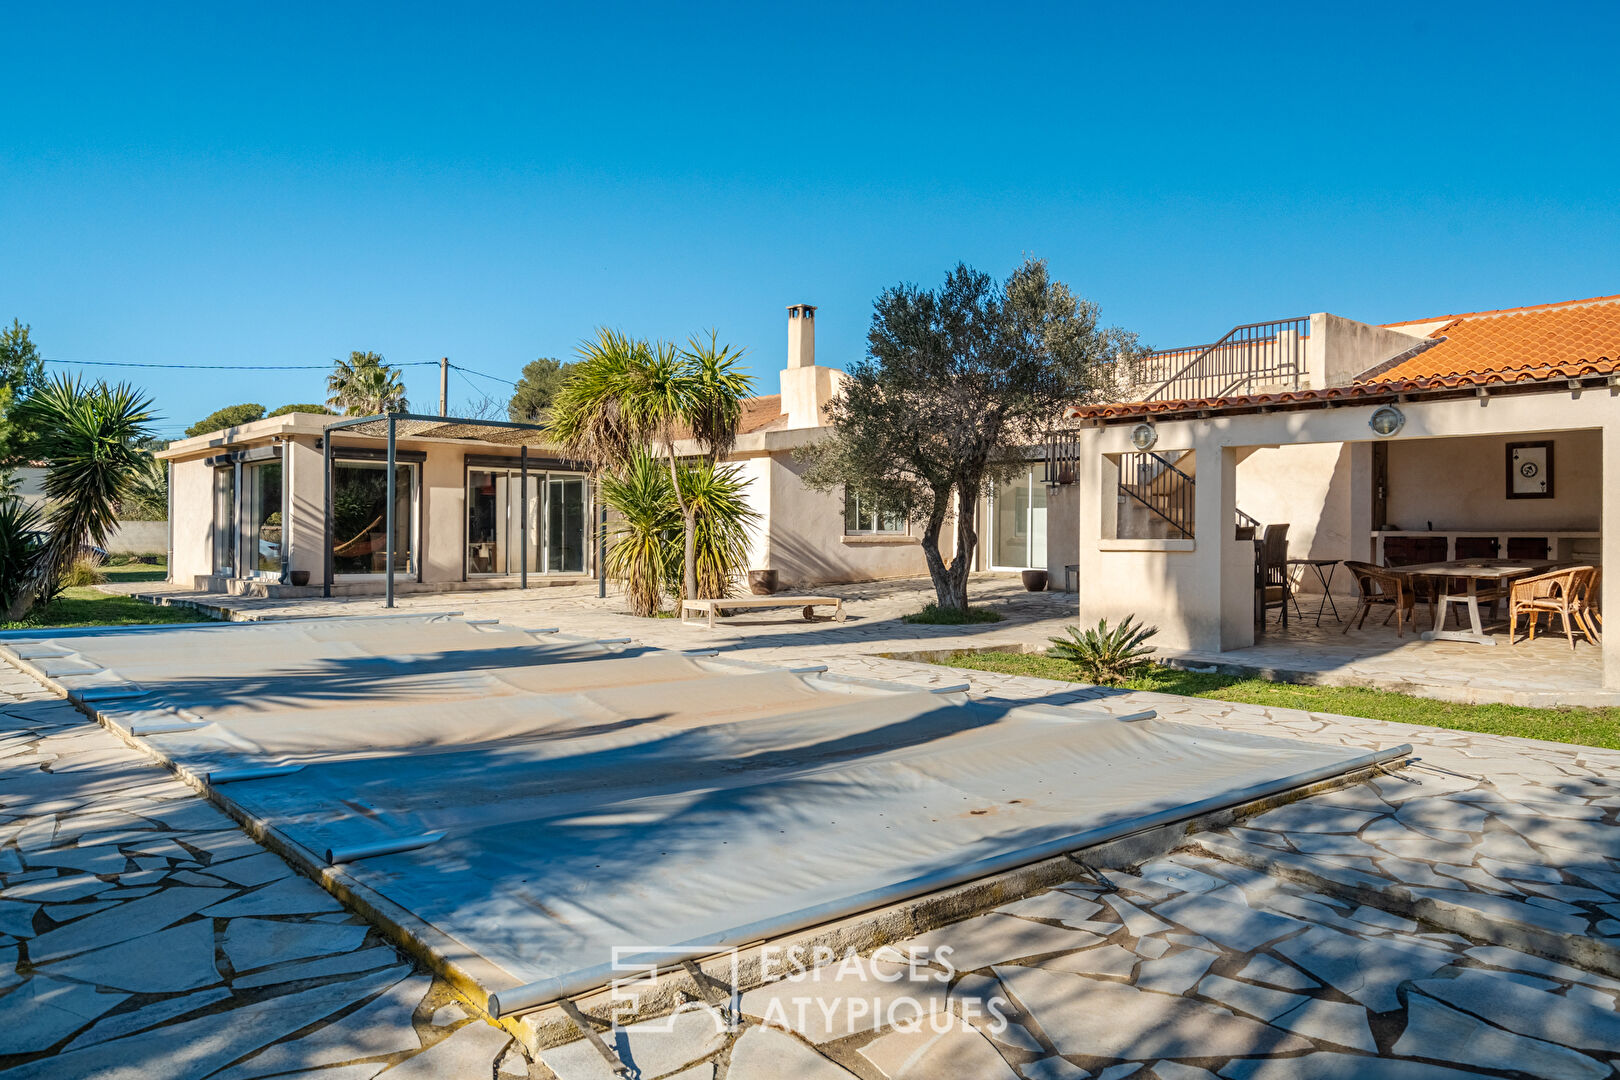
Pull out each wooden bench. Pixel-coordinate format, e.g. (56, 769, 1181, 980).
(680, 595, 845, 629)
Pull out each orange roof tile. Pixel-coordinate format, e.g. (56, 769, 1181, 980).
(1366, 293, 1620, 382)
(1067, 360, 1620, 423)
(738, 394, 787, 434)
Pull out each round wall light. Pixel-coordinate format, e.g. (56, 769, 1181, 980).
(1130, 422, 1158, 451)
(1368, 404, 1405, 437)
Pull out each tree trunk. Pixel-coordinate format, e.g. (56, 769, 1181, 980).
(948, 479, 980, 612)
(916, 490, 955, 609)
(663, 442, 699, 600)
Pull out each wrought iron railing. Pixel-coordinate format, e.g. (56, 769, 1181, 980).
(1144, 317, 1311, 401)
(1118, 451, 1194, 539)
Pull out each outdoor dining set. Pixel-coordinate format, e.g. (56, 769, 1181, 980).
(1252, 523, 1602, 649)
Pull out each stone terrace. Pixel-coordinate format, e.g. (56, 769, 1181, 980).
(0, 576, 1616, 1077)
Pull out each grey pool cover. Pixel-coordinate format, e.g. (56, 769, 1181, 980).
(1, 615, 1403, 1015)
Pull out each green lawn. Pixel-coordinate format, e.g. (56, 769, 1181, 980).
(936, 649, 1620, 751)
(0, 556, 201, 631)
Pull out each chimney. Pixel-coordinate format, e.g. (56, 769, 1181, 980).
(780, 303, 843, 429)
(786, 304, 816, 368)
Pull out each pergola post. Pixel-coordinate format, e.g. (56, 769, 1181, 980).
(597, 483, 607, 599)
(520, 445, 529, 590)
(385, 415, 397, 609)
(322, 435, 333, 598)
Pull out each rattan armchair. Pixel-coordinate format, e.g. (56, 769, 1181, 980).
(1509, 566, 1596, 649)
(1343, 561, 1417, 637)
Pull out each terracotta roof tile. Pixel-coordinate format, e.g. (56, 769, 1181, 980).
(1368, 293, 1620, 382)
(1068, 359, 1620, 423)
(738, 394, 787, 434)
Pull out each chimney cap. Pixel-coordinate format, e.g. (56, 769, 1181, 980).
(786, 303, 817, 315)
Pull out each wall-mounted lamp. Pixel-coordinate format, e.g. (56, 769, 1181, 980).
(1368, 404, 1405, 437)
(1129, 422, 1158, 451)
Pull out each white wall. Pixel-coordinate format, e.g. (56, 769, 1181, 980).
(1384, 429, 1601, 533)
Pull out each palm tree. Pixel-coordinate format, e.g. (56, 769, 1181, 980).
(549, 328, 752, 600)
(326, 351, 408, 416)
(10, 376, 155, 617)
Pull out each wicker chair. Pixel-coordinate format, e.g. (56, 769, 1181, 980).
(1257, 524, 1294, 630)
(1509, 566, 1596, 649)
(1343, 560, 1417, 636)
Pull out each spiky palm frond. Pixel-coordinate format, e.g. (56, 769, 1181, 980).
(1047, 616, 1159, 685)
(12, 375, 155, 615)
(600, 448, 680, 617)
(673, 459, 758, 601)
(0, 496, 44, 615)
(119, 452, 169, 521)
(681, 330, 753, 462)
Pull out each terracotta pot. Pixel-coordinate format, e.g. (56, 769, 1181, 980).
(748, 569, 778, 596)
(289, 570, 311, 587)
(1021, 569, 1048, 592)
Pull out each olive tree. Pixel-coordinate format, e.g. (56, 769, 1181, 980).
(802, 258, 1142, 612)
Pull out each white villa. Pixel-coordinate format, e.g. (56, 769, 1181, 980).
(157, 292, 1616, 686)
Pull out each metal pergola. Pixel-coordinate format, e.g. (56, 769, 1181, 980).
(320, 413, 598, 608)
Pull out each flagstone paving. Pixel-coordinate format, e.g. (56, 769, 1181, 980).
(5, 577, 1620, 1077)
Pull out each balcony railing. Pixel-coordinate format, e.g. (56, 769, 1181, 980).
(1144, 317, 1310, 402)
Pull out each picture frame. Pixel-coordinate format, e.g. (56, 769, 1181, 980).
(1506, 440, 1554, 500)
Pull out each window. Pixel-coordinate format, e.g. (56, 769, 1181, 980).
(465, 468, 588, 576)
(331, 461, 416, 575)
(844, 489, 905, 535)
(241, 460, 283, 576)
(991, 468, 1047, 569)
(211, 466, 235, 575)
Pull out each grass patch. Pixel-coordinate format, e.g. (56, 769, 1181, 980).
(902, 604, 1003, 625)
(0, 588, 201, 631)
(100, 559, 168, 584)
(938, 649, 1620, 752)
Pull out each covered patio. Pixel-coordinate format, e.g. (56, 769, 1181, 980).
(1065, 370, 1620, 703)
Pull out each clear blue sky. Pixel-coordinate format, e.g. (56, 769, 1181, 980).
(4, 1, 1617, 439)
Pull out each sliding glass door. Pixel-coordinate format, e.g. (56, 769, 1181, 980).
(331, 461, 416, 576)
(990, 468, 1047, 570)
(211, 466, 235, 576)
(467, 468, 587, 576)
(241, 460, 283, 576)
(547, 477, 586, 573)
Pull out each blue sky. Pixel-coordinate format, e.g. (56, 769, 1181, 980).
(3, 1, 1617, 439)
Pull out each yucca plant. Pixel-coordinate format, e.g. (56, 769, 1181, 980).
(11, 376, 155, 618)
(0, 496, 44, 616)
(1047, 616, 1160, 685)
(670, 459, 758, 602)
(600, 449, 680, 617)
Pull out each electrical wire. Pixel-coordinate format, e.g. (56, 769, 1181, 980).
(44, 358, 443, 371)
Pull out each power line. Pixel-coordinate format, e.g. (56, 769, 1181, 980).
(449, 363, 518, 387)
(44, 357, 443, 371)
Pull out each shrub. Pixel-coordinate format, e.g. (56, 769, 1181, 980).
(601, 450, 681, 617)
(63, 554, 107, 587)
(670, 459, 757, 603)
(901, 605, 1003, 625)
(1047, 616, 1159, 685)
(0, 497, 44, 614)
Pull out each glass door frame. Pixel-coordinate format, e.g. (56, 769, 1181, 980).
(329, 456, 423, 581)
(239, 456, 287, 579)
(987, 464, 1048, 571)
(462, 459, 591, 580)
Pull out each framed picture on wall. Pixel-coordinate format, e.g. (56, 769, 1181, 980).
(1506, 440, 1554, 500)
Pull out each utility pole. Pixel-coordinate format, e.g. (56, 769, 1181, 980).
(439, 358, 449, 417)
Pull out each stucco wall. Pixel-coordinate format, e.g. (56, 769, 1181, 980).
(1384, 429, 1601, 533)
(422, 447, 467, 584)
(169, 455, 216, 585)
(763, 452, 929, 587)
(1077, 390, 1619, 681)
(1234, 442, 1369, 597)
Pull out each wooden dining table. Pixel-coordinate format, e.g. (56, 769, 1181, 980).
(1394, 559, 1556, 645)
